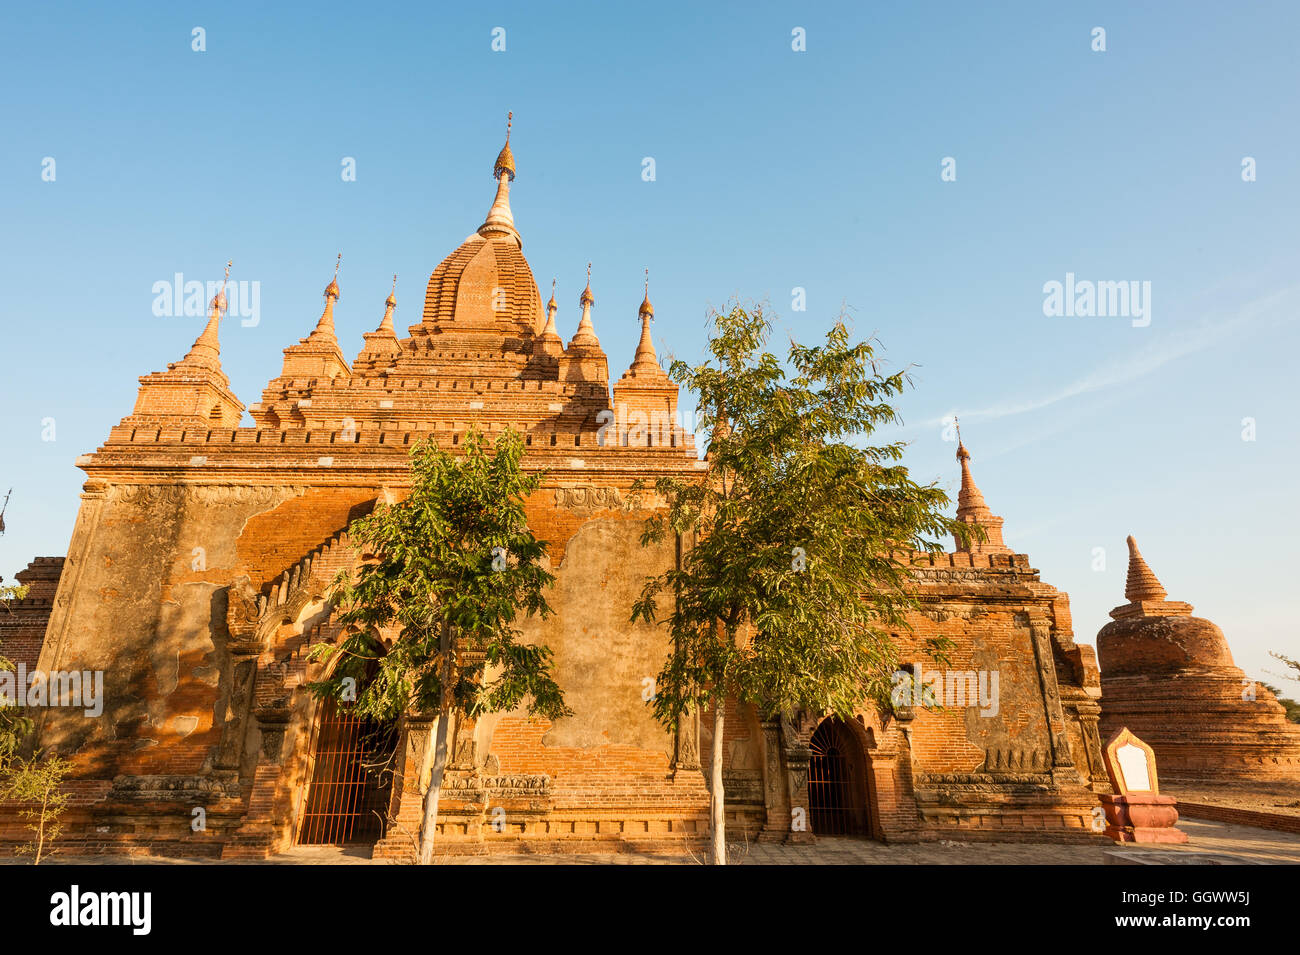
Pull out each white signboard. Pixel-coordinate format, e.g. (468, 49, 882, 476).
(1116, 742, 1152, 792)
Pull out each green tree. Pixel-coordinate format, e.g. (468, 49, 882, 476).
(309, 428, 569, 864)
(1269, 652, 1300, 723)
(632, 303, 970, 865)
(3, 753, 71, 864)
(0, 637, 33, 772)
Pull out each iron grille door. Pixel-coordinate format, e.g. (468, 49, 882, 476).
(297, 697, 396, 846)
(808, 719, 861, 836)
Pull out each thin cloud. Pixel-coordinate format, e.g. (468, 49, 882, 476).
(923, 285, 1295, 427)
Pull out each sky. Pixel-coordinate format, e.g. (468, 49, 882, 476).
(1, 1, 1297, 688)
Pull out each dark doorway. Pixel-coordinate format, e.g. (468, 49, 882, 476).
(808, 717, 870, 836)
(297, 696, 398, 846)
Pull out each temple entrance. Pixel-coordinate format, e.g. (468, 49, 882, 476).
(296, 696, 399, 846)
(808, 716, 872, 837)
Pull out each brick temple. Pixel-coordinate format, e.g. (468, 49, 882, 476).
(2, 120, 1121, 858)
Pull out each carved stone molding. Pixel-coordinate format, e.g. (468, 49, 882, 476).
(110, 484, 305, 507)
(983, 746, 1050, 772)
(109, 771, 242, 801)
(255, 708, 292, 761)
(915, 772, 1053, 790)
(553, 485, 645, 513)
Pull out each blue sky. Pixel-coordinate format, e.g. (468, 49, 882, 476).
(1, 2, 1297, 687)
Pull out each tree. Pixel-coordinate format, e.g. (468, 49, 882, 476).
(632, 303, 970, 865)
(309, 428, 569, 864)
(0, 635, 33, 773)
(4, 753, 71, 864)
(1269, 652, 1300, 724)
(2, 624, 68, 866)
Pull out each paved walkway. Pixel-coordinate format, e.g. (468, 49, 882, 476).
(13, 817, 1300, 865)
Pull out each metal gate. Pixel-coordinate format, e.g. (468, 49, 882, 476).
(808, 717, 864, 836)
(296, 696, 398, 846)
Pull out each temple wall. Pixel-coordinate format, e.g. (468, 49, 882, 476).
(10, 473, 1108, 856)
(34, 481, 363, 779)
(0, 557, 63, 672)
(486, 513, 701, 796)
(898, 605, 1053, 776)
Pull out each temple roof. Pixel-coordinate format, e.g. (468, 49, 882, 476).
(420, 233, 544, 334)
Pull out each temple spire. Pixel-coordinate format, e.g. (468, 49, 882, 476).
(1124, 535, 1168, 603)
(182, 260, 232, 369)
(478, 111, 519, 244)
(570, 262, 600, 348)
(311, 254, 342, 340)
(951, 420, 1011, 554)
(631, 268, 658, 370)
(954, 419, 988, 514)
(376, 274, 397, 335)
(1109, 534, 1192, 619)
(541, 277, 560, 338)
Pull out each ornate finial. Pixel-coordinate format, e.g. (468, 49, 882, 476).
(639, 267, 654, 319)
(211, 259, 233, 314)
(493, 111, 516, 182)
(580, 262, 595, 306)
(386, 273, 397, 307)
(954, 416, 970, 461)
(547, 277, 557, 310)
(325, 253, 341, 299)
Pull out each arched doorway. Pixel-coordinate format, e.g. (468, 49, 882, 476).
(808, 716, 871, 836)
(296, 696, 399, 846)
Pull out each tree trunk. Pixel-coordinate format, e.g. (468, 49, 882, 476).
(710, 703, 726, 865)
(418, 620, 454, 865)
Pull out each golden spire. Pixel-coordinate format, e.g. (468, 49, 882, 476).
(183, 259, 231, 369)
(376, 274, 396, 335)
(479, 112, 519, 243)
(325, 253, 341, 300)
(1124, 536, 1169, 603)
(493, 110, 516, 181)
(630, 268, 659, 371)
(311, 254, 342, 339)
(570, 262, 600, 348)
(539, 277, 561, 341)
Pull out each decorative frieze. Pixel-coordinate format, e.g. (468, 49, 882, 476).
(553, 485, 645, 513)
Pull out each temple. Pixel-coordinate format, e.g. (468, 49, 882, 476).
(2, 118, 1113, 858)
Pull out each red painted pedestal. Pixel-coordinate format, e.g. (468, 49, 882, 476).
(1101, 793, 1188, 844)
